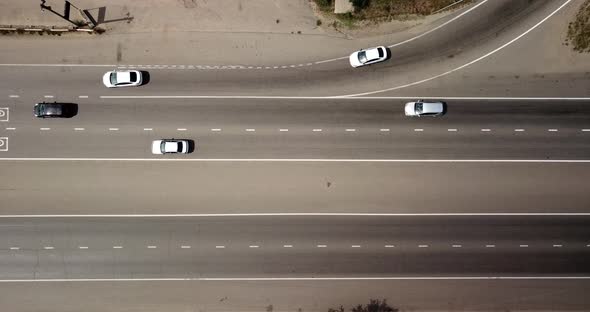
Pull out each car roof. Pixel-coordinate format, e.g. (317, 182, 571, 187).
(163, 141, 180, 152)
(115, 71, 132, 83)
(420, 102, 444, 113)
(364, 48, 381, 61)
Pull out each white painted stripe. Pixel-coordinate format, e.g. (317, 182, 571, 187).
(582, 129, 590, 132)
(5, 127, 15, 130)
(181, 245, 191, 249)
(143, 128, 153, 131)
(109, 128, 119, 131)
(317, 244, 327, 248)
(147, 245, 157, 249)
(452, 244, 462, 248)
(342, 0, 573, 97)
(514, 129, 525, 132)
(380, 129, 390, 132)
(177, 128, 187, 131)
(520, 244, 529, 248)
(44, 95, 54, 98)
(384, 245, 395, 248)
(279, 129, 289, 132)
(553, 244, 563, 248)
(78, 95, 89, 99)
(1, 276, 590, 282)
(312, 129, 323, 132)
(345, 128, 356, 132)
(485, 244, 496, 248)
(548, 129, 558, 132)
(447, 129, 457, 132)
(9, 247, 20, 250)
(113, 246, 123, 249)
(40, 128, 50, 131)
(414, 128, 424, 132)
(74, 128, 85, 131)
(44, 246, 54, 250)
(245, 129, 256, 132)
(587, 244, 590, 247)
(351, 245, 361, 248)
(249, 245, 259, 248)
(9, 95, 19, 98)
(283, 245, 293, 248)
(79, 246, 88, 249)
(215, 245, 225, 249)
(211, 128, 222, 132)
(100, 95, 590, 100)
(481, 129, 491, 132)
(418, 244, 429, 248)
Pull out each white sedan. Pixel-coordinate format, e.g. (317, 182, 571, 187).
(103, 70, 143, 88)
(151, 139, 190, 154)
(349, 46, 388, 67)
(405, 100, 446, 117)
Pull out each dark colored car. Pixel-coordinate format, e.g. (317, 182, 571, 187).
(34, 102, 78, 118)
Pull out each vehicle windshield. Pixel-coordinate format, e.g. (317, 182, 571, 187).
(358, 51, 368, 63)
(160, 141, 166, 152)
(378, 48, 384, 57)
(177, 143, 182, 152)
(110, 73, 118, 85)
(130, 72, 137, 81)
(415, 103, 423, 114)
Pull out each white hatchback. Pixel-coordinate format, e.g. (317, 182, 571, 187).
(349, 46, 388, 67)
(103, 70, 143, 88)
(405, 101, 446, 117)
(151, 139, 190, 154)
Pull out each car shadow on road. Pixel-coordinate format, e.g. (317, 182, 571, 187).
(187, 140, 196, 154)
(140, 71, 150, 86)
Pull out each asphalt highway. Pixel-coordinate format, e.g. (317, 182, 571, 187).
(1, 99, 590, 159)
(0, 216, 588, 279)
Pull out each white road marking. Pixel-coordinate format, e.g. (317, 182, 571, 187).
(341, 0, 573, 97)
(418, 244, 429, 248)
(514, 129, 525, 132)
(452, 244, 462, 248)
(9, 247, 20, 250)
(582, 129, 590, 132)
(78, 246, 88, 249)
(0, 107, 8, 122)
(40, 128, 50, 131)
(345, 128, 356, 132)
(548, 129, 558, 132)
(279, 129, 289, 132)
(147, 245, 157, 249)
(481, 129, 491, 132)
(43, 246, 54, 250)
(245, 128, 256, 132)
(9, 95, 19, 98)
(552, 244, 563, 248)
(1, 276, 590, 282)
(447, 129, 457, 132)
(380, 129, 390, 132)
(211, 128, 222, 132)
(74, 128, 85, 131)
(181, 245, 191, 249)
(312, 129, 323, 132)
(283, 245, 293, 248)
(519, 244, 529, 248)
(384, 245, 395, 248)
(113, 246, 123, 249)
(485, 244, 496, 248)
(143, 128, 153, 131)
(100, 96, 590, 100)
(587, 244, 590, 247)
(1, 212, 590, 218)
(249, 245, 259, 248)
(317, 244, 327, 248)
(177, 128, 187, 131)
(44, 95, 54, 98)
(109, 128, 119, 131)
(5, 127, 15, 130)
(351, 245, 361, 248)
(414, 129, 424, 132)
(78, 96, 89, 99)
(215, 245, 225, 249)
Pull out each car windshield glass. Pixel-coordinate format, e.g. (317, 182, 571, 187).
(110, 73, 117, 85)
(176, 143, 182, 152)
(358, 51, 367, 63)
(160, 142, 166, 152)
(416, 103, 423, 114)
(378, 48, 384, 57)
(130, 72, 137, 81)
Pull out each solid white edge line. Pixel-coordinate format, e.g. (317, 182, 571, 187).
(0, 158, 589, 163)
(1, 212, 589, 218)
(0, 276, 590, 282)
(99, 96, 590, 100)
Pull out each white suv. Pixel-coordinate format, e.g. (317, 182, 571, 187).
(405, 101, 446, 117)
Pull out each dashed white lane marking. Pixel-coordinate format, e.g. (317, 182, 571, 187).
(177, 128, 187, 131)
(40, 128, 50, 131)
(514, 129, 525, 132)
(317, 244, 327, 248)
(418, 244, 429, 248)
(384, 245, 395, 248)
(587, 244, 590, 247)
(447, 129, 458, 132)
(481, 129, 491, 132)
(345, 128, 356, 132)
(113, 246, 123, 249)
(79, 246, 88, 249)
(109, 128, 119, 131)
(44, 246, 54, 250)
(5, 127, 15, 130)
(147, 245, 157, 249)
(143, 128, 153, 131)
(380, 129, 390, 132)
(279, 128, 289, 132)
(181, 245, 191, 249)
(548, 129, 558, 132)
(283, 245, 293, 248)
(245, 128, 256, 132)
(581, 129, 590, 132)
(553, 244, 563, 248)
(215, 245, 226, 249)
(519, 244, 529, 248)
(452, 244, 462, 248)
(44, 95, 54, 98)
(249, 245, 260, 248)
(74, 128, 85, 131)
(312, 129, 323, 132)
(351, 245, 361, 248)
(78, 95, 88, 99)
(485, 244, 496, 248)
(9, 95, 19, 98)
(9, 247, 20, 250)
(414, 128, 424, 132)
(211, 128, 222, 132)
